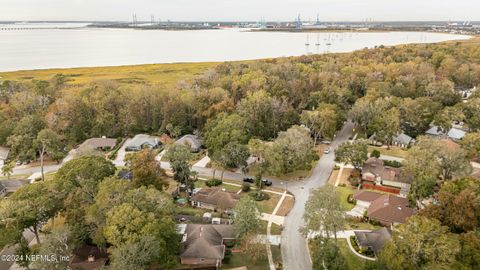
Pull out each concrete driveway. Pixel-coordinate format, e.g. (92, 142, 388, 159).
(113, 138, 131, 167)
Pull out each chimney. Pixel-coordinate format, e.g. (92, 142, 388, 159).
(88, 255, 95, 262)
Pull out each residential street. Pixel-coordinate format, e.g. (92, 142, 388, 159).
(5, 123, 354, 270)
(281, 121, 354, 270)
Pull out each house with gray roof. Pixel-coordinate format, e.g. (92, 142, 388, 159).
(125, 134, 161, 152)
(354, 228, 392, 256)
(426, 125, 467, 141)
(392, 133, 414, 148)
(180, 224, 235, 269)
(175, 134, 203, 152)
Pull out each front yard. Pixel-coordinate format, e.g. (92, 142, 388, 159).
(368, 145, 408, 159)
(336, 186, 356, 211)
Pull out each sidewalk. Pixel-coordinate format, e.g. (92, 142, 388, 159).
(266, 191, 287, 270)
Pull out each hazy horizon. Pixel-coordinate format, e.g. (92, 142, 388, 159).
(0, 0, 478, 22)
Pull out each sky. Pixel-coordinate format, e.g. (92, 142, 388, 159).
(0, 0, 478, 22)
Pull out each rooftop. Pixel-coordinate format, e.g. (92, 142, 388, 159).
(354, 227, 392, 255)
(367, 194, 416, 224)
(181, 224, 234, 261)
(78, 137, 117, 150)
(191, 188, 240, 209)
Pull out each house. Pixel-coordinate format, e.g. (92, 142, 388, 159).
(175, 134, 203, 152)
(180, 224, 235, 269)
(0, 179, 29, 196)
(392, 133, 414, 148)
(353, 190, 384, 208)
(354, 228, 392, 257)
(0, 146, 9, 168)
(369, 132, 414, 148)
(68, 245, 109, 270)
(78, 137, 117, 152)
(125, 134, 161, 152)
(361, 158, 413, 196)
(190, 188, 240, 212)
(353, 190, 415, 227)
(369, 195, 415, 227)
(426, 125, 466, 141)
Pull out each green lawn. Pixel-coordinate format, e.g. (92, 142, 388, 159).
(336, 239, 371, 270)
(260, 220, 283, 235)
(345, 218, 381, 231)
(368, 146, 408, 159)
(221, 251, 270, 270)
(255, 193, 281, 214)
(336, 186, 355, 211)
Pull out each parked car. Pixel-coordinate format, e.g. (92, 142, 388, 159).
(324, 148, 331, 154)
(243, 177, 255, 183)
(262, 179, 273, 186)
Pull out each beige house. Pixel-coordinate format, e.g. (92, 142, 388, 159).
(191, 188, 240, 212)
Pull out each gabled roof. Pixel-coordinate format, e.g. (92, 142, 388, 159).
(353, 190, 384, 203)
(426, 125, 466, 140)
(447, 128, 466, 140)
(78, 138, 117, 150)
(367, 195, 415, 224)
(126, 134, 160, 149)
(393, 133, 413, 145)
(181, 224, 234, 260)
(0, 146, 9, 160)
(362, 158, 413, 184)
(354, 227, 391, 254)
(191, 188, 240, 209)
(175, 135, 203, 151)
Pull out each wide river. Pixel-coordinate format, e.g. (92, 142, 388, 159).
(0, 23, 471, 72)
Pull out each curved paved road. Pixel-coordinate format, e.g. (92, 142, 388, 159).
(281, 121, 354, 270)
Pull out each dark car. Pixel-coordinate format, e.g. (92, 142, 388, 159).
(243, 177, 255, 183)
(262, 179, 273, 186)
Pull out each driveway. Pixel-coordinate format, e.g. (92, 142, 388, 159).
(281, 121, 354, 270)
(113, 138, 131, 167)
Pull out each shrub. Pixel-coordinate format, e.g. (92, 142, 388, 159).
(347, 194, 356, 204)
(242, 182, 251, 192)
(206, 179, 222, 187)
(249, 191, 270, 201)
(371, 149, 381, 158)
(349, 177, 360, 187)
(384, 160, 403, 168)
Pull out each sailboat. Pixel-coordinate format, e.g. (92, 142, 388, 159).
(305, 35, 310, 46)
(315, 34, 320, 46)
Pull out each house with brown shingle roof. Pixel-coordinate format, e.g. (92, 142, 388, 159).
(361, 158, 413, 196)
(180, 224, 235, 269)
(191, 188, 240, 213)
(367, 194, 415, 227)
(353, 190, 415, 227)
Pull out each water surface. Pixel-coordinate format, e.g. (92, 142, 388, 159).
(0, 24, 470, 72)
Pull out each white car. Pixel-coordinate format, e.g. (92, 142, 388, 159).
(324, 148, 331, 154)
